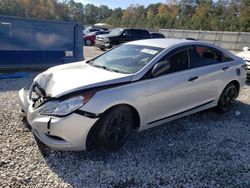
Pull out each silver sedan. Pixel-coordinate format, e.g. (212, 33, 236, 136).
(19, 39, 246, 151)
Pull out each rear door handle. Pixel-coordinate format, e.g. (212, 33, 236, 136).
(188, 76, 199, 82)
(222, 66, 229, 71)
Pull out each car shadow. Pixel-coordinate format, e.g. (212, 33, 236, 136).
(34, 100, 250, 187)
(21, 117, 32, 132)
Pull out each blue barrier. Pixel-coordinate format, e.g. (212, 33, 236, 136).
(0, 72, 28, 79)
(0, 15, 84, 69)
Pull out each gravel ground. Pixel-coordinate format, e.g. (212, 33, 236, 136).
(84, 46, 103, 60)
(0, 48, 250, 187)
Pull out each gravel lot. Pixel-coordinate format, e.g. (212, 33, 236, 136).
(84, 46, 103, 60)
(0, 47, 250, 187)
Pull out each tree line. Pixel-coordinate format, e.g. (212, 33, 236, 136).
(0, 0, 249, 32)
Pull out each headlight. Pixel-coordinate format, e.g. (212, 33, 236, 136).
(39, 92, 95, 116)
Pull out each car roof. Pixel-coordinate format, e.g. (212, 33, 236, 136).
(150, 32, 164, 35)
(127, 38, 200, 49)
(127, 38, 238, 62)
(114, 28, 148, 31)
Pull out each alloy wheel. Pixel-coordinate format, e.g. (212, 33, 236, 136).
(221, 85, 238, 111)
(107, 111, 131, 149)
(85, 40, 92, 46)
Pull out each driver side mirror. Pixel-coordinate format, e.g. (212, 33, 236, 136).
(122, 32, 128, 37)
(151, 60, 171, 78)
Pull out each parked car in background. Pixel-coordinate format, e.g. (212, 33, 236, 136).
(84, 31, 110, 46)
(19, 38, 246, 152)
(237, 47, 250, 80)
(95, 28, 150, 50)
(83, 26, 109, 36)
(150, 32, 165, 38)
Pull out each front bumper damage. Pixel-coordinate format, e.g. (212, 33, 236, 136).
(18, 87, 99, 151)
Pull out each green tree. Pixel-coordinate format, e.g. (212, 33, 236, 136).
(0, 0, 249, 32)
(239, 0, 250, 31)
(84, 3, 99, 24)
(105, 8, 122, 27)
(191, 2, 212, 30)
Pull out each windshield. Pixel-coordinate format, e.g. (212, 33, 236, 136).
(109, 28, 123, 36)
(89, 44, 164, 74)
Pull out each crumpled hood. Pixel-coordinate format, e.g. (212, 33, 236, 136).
(237, 51, 250, 61)
(34, 61, 132, 97)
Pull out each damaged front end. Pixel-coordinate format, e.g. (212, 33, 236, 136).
(18, 74, 99, 151)
(18, 73, 52, 117)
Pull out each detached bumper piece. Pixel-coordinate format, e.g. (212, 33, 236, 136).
(18, 88, 30, 117)
(30, 113, 99, 151)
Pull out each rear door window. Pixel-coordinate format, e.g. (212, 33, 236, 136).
(191, 45, 222, 67)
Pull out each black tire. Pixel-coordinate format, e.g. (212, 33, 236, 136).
(217, 83, 238, 113)
(99, 47, 105, 51)
(110, 41, 119, 48)
(85, 39, 92, 46)
(97, 106, 133, 152)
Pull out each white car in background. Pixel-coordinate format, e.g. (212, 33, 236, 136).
(237, 47, 250, 80)
(18, 39, 246, 152)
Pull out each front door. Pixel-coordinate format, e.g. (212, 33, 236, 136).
(146, 47, 196, 126)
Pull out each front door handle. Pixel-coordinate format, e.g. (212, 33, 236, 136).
(188, 76, 199, 82)
(222, 66, 229, 71)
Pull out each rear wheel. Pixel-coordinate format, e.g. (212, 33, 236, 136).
(217, 83, 238, 112)
(97, 106, 133, 152)
(85, 39, 92, 46)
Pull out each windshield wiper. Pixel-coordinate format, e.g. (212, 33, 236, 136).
(91, 64, 128, 74)
(86, 60, 93, 64)
(91, 64, 113, 71)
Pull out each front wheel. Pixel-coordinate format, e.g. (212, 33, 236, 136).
(217, 83, 238, 112)
(110, 41, 119, 48)
(97, 106, 133, 152)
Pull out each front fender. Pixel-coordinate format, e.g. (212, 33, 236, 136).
(80, 80, 148, 130)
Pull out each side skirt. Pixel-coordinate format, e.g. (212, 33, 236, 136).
(146, 100, 216, 128)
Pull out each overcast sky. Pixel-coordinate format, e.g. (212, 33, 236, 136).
(74, 0, 166, 9)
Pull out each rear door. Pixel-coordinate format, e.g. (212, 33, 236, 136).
(188, 45, 234, 106)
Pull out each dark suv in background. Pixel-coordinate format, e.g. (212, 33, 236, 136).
(95, 28, 150, 50)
